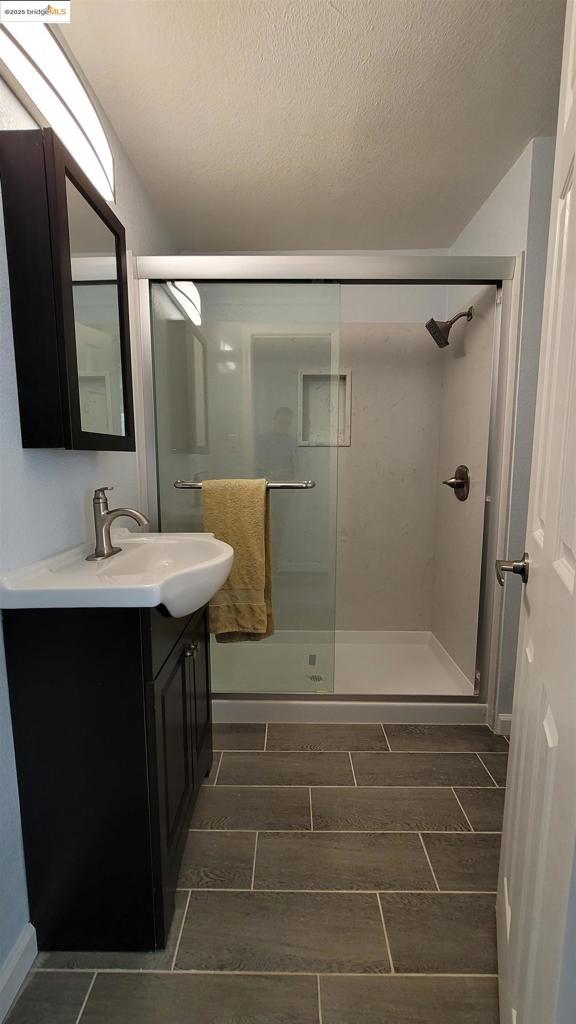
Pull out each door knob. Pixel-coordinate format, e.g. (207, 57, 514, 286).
(495, 552, 529, 586)
(442, 464, 470, 501)
(184, 642, 199, 657)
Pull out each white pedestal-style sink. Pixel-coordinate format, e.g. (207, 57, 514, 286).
(0, 530, 234, 618)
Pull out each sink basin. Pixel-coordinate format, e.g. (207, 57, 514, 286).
(0, 531, 234, 618)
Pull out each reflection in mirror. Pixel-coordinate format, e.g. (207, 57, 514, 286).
(154, 282, 208, 454)
(66, 177, 125, 435)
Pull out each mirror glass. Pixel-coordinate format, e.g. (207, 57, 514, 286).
(152, 283, 208, 454)
(66, 177, 126, 435)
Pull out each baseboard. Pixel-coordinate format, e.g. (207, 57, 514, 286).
(494, 712, 512, 736)
(0, 923, 37, 1023)
(213, 699, 488, 724)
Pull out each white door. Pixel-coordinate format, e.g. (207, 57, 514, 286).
(497, 2, 576, 1021)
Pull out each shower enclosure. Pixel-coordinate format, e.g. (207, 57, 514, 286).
(142, 255, 511, 710)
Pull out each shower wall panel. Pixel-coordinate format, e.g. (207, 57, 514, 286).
(336, 322, 442, 630)
(431, 285, 496, 682)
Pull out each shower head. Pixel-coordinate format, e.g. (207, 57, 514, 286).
(425, 306, 474, 348)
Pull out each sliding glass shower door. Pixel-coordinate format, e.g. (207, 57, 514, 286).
(150, 282, 340, 694)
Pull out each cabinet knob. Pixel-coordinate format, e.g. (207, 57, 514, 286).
(184, 642, 199, 657)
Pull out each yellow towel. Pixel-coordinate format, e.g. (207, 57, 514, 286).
(202, 478, 274, 642)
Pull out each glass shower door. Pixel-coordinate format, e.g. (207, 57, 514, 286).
(150, 282, 340, 694)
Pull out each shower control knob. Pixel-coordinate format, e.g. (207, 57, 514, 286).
(495, 553, 530, 587)
(442, 464, 470, 501)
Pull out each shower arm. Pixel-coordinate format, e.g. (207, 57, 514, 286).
(447, 309, 473, 328)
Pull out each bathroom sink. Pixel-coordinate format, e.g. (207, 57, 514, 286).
(0, 531, 234, 618)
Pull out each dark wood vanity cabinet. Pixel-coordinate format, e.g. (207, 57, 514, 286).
(2, 604, 212, 952)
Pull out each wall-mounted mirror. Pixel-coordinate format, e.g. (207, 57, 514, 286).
(67, 180, 126, 437)
(0, 128, 135, 451)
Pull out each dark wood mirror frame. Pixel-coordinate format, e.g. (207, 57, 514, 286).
(0, 127, 135, 451)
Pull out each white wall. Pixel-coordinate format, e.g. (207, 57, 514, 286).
(340, 284, 449, 324)
(450, 144, 534, 257)
(451, 138, 555, 716)
(0, 82, 36, 987)
(0, 79, 174, 991)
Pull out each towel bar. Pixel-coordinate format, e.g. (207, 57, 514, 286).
(174, 479, 316, 490)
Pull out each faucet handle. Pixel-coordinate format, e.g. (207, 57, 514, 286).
(93, 486, 114, 501)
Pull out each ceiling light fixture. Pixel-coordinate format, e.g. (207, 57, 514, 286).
(0, 25, 114, 200)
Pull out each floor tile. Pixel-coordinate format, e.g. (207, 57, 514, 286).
(81, 973, 319, 1024)
(379, 892, 497, 973)
(218, 751, 354, 786)
(352, 752, 494, 787)
(478, 753, 508, 786)
(320, 975, 499, 1023)
(178, 831, 256, 889)
(254, 832, 435, 890)
(35, 891, 188, 970)
(384, 724, 508, 753)
(175, 891, 390, 973)
(422, 833, 501, 891)
(6, 971, 93, 1024)
(203, 751, 222, 786)
(455, 787, 506, 831)
(312, 786, 469, 831)
(213, 723, 266, 750)
(191, 785, 311, 830)
(266, 723, 388, 751)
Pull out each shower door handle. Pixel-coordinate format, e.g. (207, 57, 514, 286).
(495, 553, 529, 587)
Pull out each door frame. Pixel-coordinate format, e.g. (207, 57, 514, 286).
(132, 254, 523, 715)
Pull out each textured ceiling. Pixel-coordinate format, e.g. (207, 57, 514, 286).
(62, 0, 565, 251)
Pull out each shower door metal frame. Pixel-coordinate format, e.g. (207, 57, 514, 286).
(134, 254, 520, 719)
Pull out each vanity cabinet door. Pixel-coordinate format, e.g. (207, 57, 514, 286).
(147, 605, 212, 943)
(155, 650, 194, 846)
(150, 639, 196, 939)
(181, 609, 213, 783)
(193, 623, 211, 755)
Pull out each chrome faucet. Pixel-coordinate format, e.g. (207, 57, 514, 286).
(86, 486, 150, 561)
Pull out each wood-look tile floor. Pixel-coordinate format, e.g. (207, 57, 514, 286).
(10, 723, 507, 1024)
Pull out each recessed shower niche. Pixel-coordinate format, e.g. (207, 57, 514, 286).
(298, 371, 351, 447)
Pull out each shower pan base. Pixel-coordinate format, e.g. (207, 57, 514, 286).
(335, 630, 473, 696)
(211, 629, 474, 698)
